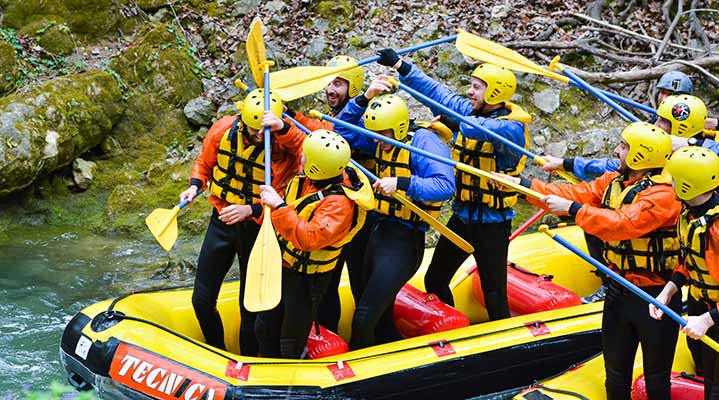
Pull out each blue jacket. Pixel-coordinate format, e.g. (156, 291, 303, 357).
(335, 96, 455, 229)
(399, 62, 527, 224)
(569, 157, 620, 182)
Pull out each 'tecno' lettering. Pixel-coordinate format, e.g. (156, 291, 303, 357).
(115, 353, 221, 400)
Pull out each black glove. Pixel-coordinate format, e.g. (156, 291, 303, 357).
(377, 48, 400, 67)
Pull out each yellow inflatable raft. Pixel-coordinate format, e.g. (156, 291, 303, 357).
(61, 225, 605, 399)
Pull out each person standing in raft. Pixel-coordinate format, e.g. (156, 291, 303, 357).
(284, 55, 372, 333)
(497, 122, 682, 399)
(650, 147, 719, 397)
(254, 130, 374, 358)
(179, 89, 305, 355)
(375, 48, 531, 321)
(334, 77, 455, 349)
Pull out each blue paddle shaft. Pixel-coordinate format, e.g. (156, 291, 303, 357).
(394, 81, 536, 160)
(561, 69, 640, 123)
(549, 231, 687, 327)
(263, 70, 272, 185)
(283, 113, 381, 183)
(321, 114, 459, 170)
(358, 35, 457, 67)
(574, 83, 657, 115)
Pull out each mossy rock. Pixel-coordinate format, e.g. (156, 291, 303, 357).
(109, 24, 202, 106)
(38, 25, 76, 55)
(315, 0, 354, 29)
(0, 70, 124, 197)
(0, 41, 19, 95)
(4, 0, 129, 38)
(136, 0, 169, 11)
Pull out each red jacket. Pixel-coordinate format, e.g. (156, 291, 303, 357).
(190, 115, 305, 213)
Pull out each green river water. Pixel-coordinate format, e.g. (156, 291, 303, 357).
(0, 214, 541, 398)
(0, 225, 203, 398)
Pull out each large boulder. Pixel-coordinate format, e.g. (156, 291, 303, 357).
(2, 0, 130, 37)
(109, 24, 203, 106)
(0, 71, 124, 197)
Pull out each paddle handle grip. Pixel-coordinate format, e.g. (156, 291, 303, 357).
(532, 156, 580, 184)
(538, 224, 719, 352)
(179, 189, 204, 209)
(358, 35, 458, 66)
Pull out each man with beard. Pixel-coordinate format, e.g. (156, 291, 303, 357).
(179, 88, 305, 355)
(376, 48, 531, 321)
(497, 122, 682, 399)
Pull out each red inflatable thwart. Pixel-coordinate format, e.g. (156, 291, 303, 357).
(632, 371, 704, 400)
(393, 284, 470, 338)
(306, 324, 349, 359)
(472, 262, 581, 315)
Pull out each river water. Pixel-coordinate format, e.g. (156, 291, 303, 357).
(0, 225, 202, 398)
(0, 219, 537, 398)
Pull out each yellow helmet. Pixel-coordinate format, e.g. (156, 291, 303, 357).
(303, 129, 351, 180)
(666, 147, 719, 200)
(656, 95, 707, 138)
(326, 55, 364, 98)
(620, 122, 673, 170)
(241, 88, 283, 130)
(363, 94, 409, 140)
(471, 63, 517, 105)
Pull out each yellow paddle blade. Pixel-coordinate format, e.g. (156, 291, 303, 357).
(145, 206, 180, 251)
(393, 192, 475, 254)
(269, 64, 357, 101)
(456, 29, 570, 84)
(246, 17, 267, 88)
(244, 207, 282, 312)
(456, 163, 543, 200)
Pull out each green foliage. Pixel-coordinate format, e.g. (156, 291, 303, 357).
(24, 381, 97, 400)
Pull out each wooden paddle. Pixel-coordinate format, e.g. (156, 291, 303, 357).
(243, 22, 282, 312)
(145, 191, 203, 251)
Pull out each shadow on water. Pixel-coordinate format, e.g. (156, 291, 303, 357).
(0, 224, 208, 397)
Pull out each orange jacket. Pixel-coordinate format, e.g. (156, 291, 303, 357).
(291, 111, 334, 132)
(270, 173, 356, 253)
(529, 172, 682, 286)
(190, 115, 305, 213)
(529, 172, 681, 242)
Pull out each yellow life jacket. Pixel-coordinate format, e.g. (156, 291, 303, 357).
(373, 134, 442, 226)
(600, 171, 681, 272)
(278, 166, 372, 274)
(680, 204, 719, 302)
(208, 119, 265, 205)
(451, 102, 531, 210)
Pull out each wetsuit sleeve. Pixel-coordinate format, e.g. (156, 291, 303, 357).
(271, 195, 355, 252)
(707, 222, 719, 282)
(334, 97, 376, 154)
(292, 112, 334, 132)
(190, 115, 236, 189)
(274, 120, 307, 153)
(399, 61, 474, 116)
(574, 184, 682, 242)
(406, 130, 455, 202)
(569, 157, 621, 182)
